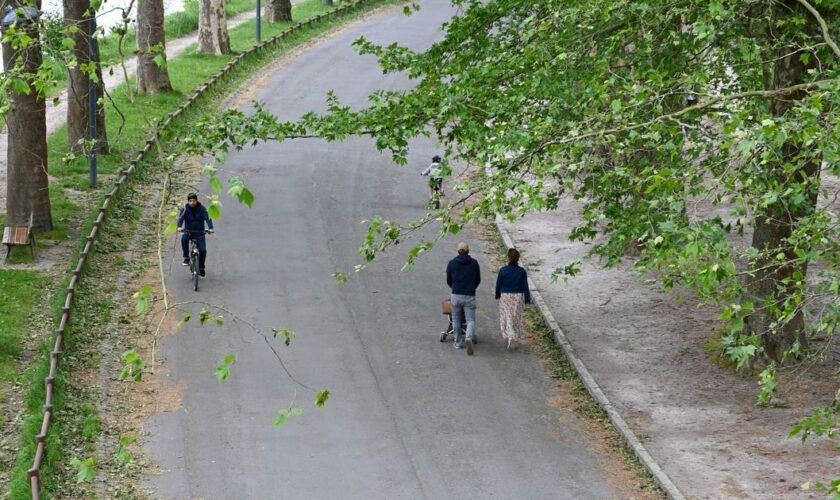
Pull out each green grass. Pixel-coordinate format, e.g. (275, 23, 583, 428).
(0, 271, 48, 385)
(7, 1, 398, 497)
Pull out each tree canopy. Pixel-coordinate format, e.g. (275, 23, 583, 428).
(186, 0, 839, 374)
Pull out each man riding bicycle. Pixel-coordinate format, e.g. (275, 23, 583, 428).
(177, 193, 214, 276)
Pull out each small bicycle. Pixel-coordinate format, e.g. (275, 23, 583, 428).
(179, 229, 211, 291)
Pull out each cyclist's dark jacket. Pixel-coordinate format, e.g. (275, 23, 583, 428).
(446, 254, 481, 296)
(178, 202, 214, 232)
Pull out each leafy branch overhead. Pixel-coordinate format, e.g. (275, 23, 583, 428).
(185, 0, 840, 364)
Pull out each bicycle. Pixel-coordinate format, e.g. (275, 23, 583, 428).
(429, 177, 443, 209)
(179, 229, 212, 291)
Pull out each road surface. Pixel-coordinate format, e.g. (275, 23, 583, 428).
(145, 2, 620, 498)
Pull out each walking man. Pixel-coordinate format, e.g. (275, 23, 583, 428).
(447, 241, 480, 355)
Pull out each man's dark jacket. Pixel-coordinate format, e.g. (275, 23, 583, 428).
(447, 253, 481, 296)
(178, 203, 215, 232)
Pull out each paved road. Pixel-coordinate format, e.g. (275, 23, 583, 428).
(146, 2, 619, 498)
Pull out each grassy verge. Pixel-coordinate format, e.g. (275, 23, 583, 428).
(6, 0, 399, 497)
(41, 0, 259, 95)
(97, 0, 260, 66)
(0, 272, 49, 408)
(481, 225, 664, 497)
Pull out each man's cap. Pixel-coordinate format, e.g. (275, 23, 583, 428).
(187, 192, 198, 200)
(457, 241, 469, 253)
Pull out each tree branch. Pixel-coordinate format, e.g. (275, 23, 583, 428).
(549, 78, 840, 147)
(797, 0, 840, 59)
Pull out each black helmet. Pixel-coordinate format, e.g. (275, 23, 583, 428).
(432, 155, 441, 163)
(187, 192, 198, 200)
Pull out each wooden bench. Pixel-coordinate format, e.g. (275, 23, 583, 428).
(2, 213, 35, 260)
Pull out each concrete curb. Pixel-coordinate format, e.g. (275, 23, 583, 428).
(494, 215, 685, 500)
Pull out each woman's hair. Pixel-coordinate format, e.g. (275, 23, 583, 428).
(507, 248, 520, 264)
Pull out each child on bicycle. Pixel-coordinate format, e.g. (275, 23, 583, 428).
(420, 155, 444, 207)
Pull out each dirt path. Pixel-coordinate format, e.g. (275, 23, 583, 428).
(500, 179, 840, 498)
(0, 9, 259, 214)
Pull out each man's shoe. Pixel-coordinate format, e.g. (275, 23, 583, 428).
(465, 338, 474, 355)
(182, 258, 189, 266)
(199, 269, 206, 277)
(454, 344, 464, 349)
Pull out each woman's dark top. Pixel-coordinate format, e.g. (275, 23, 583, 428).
(495, 263, 530, 303)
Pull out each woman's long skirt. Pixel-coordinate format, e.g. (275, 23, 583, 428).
(499, 292, 525, 341)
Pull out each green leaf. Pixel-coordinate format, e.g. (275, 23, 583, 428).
(274, 407, 305, 427)
(228, 179, 255, 207)
(118, 349, 145, 381)
(10, 78, 30, 94)
(210, 176, 223, 192)
(272, 327, 296, 346)
(315, 389, 330, 408)
(215, 353, 236, 382)
(199, 308, 212, 325)
(208, 202, 221, 220)
(332, 269, 349, 284)
(178, 311, 192, 326)
(132, 285, 153, 315)
(135, 297, 147, 315)
(69, 457, 96, 483)
(238, 187, 255, 207)
(114, 434, 137, 465)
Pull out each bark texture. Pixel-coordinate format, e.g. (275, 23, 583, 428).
(264, 0, 291, 23)
(136, 0, 172, 94)
(2, 17, 52, 230)
(198, 0, 231, 55)
(64, 0, 109, 153)
(745, 0, 821, 361)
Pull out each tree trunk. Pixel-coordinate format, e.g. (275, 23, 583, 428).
(2, 15, 52, 230)
(744, 0, 820, 362)
(264, 0, 291, 23)
(136, 0, 172, 94)
(198, 0, 230, 55)
(65, 0, 108, 153)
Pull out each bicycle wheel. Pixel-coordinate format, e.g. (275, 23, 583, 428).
(190, 243, 199, 291)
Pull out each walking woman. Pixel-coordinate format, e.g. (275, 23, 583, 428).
(495, 248, 530, 349)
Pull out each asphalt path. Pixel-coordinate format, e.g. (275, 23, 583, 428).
(146, 2, 619, 498)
